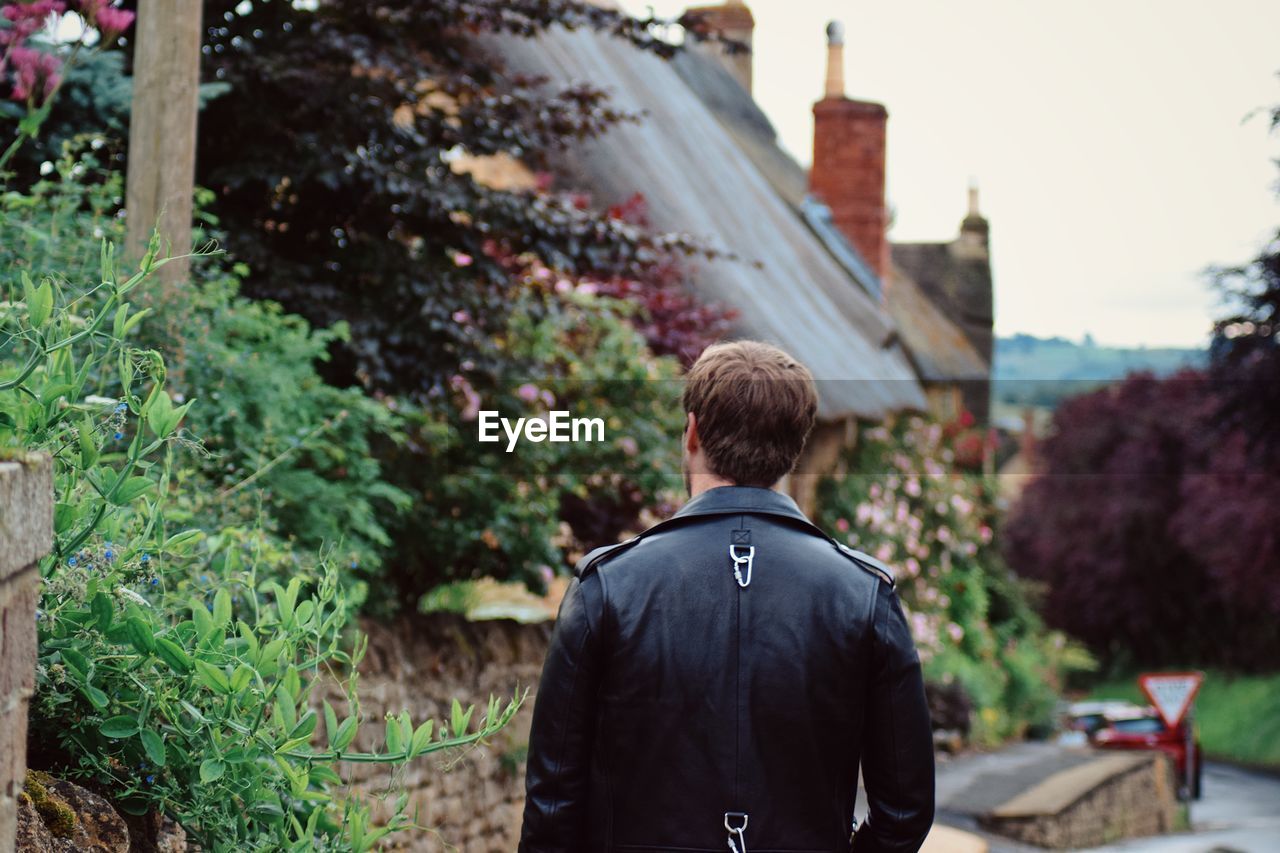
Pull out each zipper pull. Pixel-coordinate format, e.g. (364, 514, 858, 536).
(729, 544, 754, 588)
(725, 812, 749, 853)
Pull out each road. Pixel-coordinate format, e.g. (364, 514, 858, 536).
(934, 748, 1280, 853)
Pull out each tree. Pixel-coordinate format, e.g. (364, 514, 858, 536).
(192, 0, 732, 397)
(1004, 92, 1280, 672)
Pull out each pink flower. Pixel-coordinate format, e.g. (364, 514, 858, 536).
(834, 518, 849, 533)
(516, 383, 539, 403)
(7, 45, 60, 103)
(451, 309, 471, 324)
(449, 375, 481, 422)
(452, 252, 473, 267)
(947, 623, 965, 642)
(618, 436, 639, 457)
(577, 281, 598, 296)
(554, 279, 572, 294)
(94, 2, 136, 39)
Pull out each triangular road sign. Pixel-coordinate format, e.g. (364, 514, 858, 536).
(1138, 672, 1204, 729)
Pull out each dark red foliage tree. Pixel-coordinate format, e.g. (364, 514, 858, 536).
(1005, 373, 1212, 667)
(1006, 99, 1280, 672)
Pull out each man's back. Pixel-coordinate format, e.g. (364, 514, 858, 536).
(520, 486, 935, 852)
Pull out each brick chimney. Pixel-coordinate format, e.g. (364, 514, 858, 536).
(809, 20, 889, 281)
(685, 0, 755, 94)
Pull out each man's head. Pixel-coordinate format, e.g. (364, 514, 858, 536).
(681, 340, 818, 492)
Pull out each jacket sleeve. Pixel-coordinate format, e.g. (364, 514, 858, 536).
(852, 582, 936, 853)
(518, 573, 605, 853)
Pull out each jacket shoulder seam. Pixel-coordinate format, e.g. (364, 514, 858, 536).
(835, 543, 896, 587)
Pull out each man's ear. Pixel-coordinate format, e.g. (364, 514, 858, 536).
(684, 412, 699, 454)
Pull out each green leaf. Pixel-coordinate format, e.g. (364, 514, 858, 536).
(39, 382, 74, 408)
(290, 709, 318, 741)
(278, 578, 301, 625)
(410, 720, 434, 756)
(199, 758, 225, 783)
(122, 307, 151, 336)
(229, 663, 253, 693)
(26, 274, 52, 329)
(90, 592, 113, 632)
(450, 698, 473, 739)
(194, 660, 231, 694)
(154, 638, 191, 674)
(81, 685, 109, 711)
(256, 638, 286, 676)
(140, 729, 166, 767)
(111, 476, 154, 506)
(125, 616, 155, 655)
(190, 599, 214, 639)
(293, 600, 315, 628)
(212, 588, 232, 627)
(163, 529, 204, 554)
(60, 647, 89, 679)
(100, 715, 139, 739)
(323, 701, 338, 746)
(144, 387, 173, 438)
(384, 715, 403, 754)
(112, 302, 129, 339)
(247, 799, 283, 822)
(52, 502, 77, 535)
(331, 716, 357, 752)
(309, 766, 342, 787)
(78, 416, 99, 468)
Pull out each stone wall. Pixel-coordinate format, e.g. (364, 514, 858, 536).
(320, 613, 552, 852)
(980, 751, 1181, 849)
(1, 457, 53, 853)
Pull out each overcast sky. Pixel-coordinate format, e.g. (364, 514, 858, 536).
(626, 0, 1280, 347)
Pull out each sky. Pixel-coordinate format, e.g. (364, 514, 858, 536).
(624, 0, 1280, 348)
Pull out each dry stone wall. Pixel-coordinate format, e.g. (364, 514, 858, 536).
(1, 458, 53, 853)
(320, 614, 552, 852)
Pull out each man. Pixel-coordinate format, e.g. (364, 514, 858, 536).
(520, 341, 935, 853)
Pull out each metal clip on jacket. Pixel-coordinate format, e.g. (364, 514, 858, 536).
(725, 812, 749, 853)
(728, 545, 755, 588)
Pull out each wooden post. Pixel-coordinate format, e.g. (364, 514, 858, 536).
(125, 0, 204, 287)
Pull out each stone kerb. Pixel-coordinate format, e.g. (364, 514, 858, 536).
(0, 457, 54, 853)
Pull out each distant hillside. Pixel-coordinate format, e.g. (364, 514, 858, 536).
(994, 333, 1206, 408)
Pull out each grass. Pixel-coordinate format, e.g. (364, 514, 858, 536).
(1088, 670, 1280, 770)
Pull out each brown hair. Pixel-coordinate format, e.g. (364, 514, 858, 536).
(682, 341, 818, 487)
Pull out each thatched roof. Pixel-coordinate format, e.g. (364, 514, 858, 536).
(494, 27, 925, 420)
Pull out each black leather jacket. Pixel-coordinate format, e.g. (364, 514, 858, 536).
(519, 486, 934, 853)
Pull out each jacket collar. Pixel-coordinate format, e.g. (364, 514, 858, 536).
(672, 485, 812, 526)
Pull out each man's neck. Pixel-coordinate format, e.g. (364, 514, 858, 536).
(687, 473, 741, 499)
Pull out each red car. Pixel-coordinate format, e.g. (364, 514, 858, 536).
(1090, 708, 1203, 799)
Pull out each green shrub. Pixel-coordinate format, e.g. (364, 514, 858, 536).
(385, 282, 684, 603)
(2, 242, 518, 850)
(2, 148, 412, 592)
